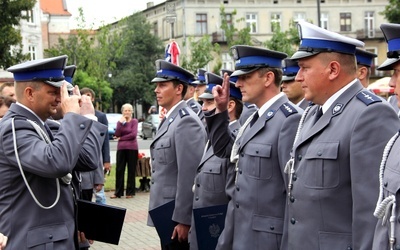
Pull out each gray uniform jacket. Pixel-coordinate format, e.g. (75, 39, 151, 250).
(206, 95, 302, 250)
(187, 98, 205, 122)
(297, 98, 310, 110)
(388, 95, 400, 116)
(189, 122, 239, 250)
(372, 131, 400, 250)
(147, 101, 207, 226)
(285, 81, 399, 250)
(0, 104, 106, 249)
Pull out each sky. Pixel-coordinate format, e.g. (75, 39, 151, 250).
(66, 0, 165, 29)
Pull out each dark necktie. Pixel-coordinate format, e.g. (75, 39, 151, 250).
(249, 112, 259, 128)
(314, 107, 323, 125)
(159, 117, 166, 128)
(44, 123, 55, 141)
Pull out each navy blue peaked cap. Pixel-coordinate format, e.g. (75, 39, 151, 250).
(220, 69, 238, 83)
(191, 69, 207, 85)
(199, 72, 242, 100)
(151, 60, 194, 85)
(355, 49, 376, 68)
(282, 59, 300, 82)
(378, 23, 400, 70)
(230, 45, 287, 77)
(7, 55, 68, 88)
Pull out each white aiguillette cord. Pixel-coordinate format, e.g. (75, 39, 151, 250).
(12, 118, 61, 209)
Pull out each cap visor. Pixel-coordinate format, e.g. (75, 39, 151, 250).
(44, 80, 65, 88)
(377, 58, 400, 71)
(231, 68, 259, 77)
(291, 51, 319, 60)
(151, 77, 170, 83)
(282, 76, 296, 82)
(198, 93, 214, 99)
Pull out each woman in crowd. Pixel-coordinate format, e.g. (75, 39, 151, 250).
(111, 103, 139, 199)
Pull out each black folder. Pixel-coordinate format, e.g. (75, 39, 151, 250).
(193, 204, 228, 250)
(148, 200, 176, 246)
(77, 199, 126, 245)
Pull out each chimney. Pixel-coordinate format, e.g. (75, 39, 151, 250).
(147, 2, 154, 8)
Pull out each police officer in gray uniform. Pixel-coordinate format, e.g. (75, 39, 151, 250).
(206, 45, 302, 250)
(284, 21, 399, 250)
(0, 56, 106, 249)
(147, 60, 206, 249)
(189, 72, 242, 250)
(355, 48, 377, 88)
(185, 80, 204, 122)
(373, 23, 400, 250)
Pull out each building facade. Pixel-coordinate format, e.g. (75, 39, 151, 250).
(142, 0, 390, 78)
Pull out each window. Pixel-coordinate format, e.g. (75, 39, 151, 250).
(222, 53, 234, 70)
(364, 11, 375, 38)
(271, 13, 281, 32)
(27, 9, 34, 24)
(293, 12, 306, 25)
(153, 22, 158, 37)
(246, 13, 257, 33)
(28, 46, 36, 60)
(196, 14, 207, 35)
(340, 13, 351, 32)
(321, 13, 329, 29)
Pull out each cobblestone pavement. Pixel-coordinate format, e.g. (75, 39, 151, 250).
(90, 191, 160, 250)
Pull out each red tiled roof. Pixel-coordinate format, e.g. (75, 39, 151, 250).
(40, 0, 71, 16)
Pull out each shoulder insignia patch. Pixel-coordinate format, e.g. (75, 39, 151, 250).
(280, 102, 298, 117)
(356, 91, 382, 106)
(179, 108, 189, 118)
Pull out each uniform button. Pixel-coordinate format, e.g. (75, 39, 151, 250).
(297, 155, 302, 161)
(236, 185, 240, 191)
(270, 226, 274, 230)
(240, 153, 244, 157)
(152, 158, 155, 161)
(48, 234, 53, 239)
(290, 196, 295, 203)
(152, 170, 155, 173)
(239, 169, 242, 174)
(290, 218, 296, 224)
(209, 169, 212, 172)
(384, 182, 388, 187)
(100, 132, 105, 136)
(292, 174, 297, 181)
(395, 244, 400, 250)
(151, 181, 154, 184)
(255, 150, 259, 154)
(197, 183, 200, 187)
(236, 203, 239, 208)
(161, 144, 164, 147)
(151, 146, 155, 149)
(347, 246, 352, 250)
(397, 216, 400, 223)
(317, 151, 322, 156)
(79, 124, 85, 129)
(195, 197, 199, 201)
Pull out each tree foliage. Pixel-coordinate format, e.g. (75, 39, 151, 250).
(219, 6, 253, 48)
(111, 12, 164, 113)
(0, 0, 36, 68)
(181, 35, 220, 74)
(380, 0, 400, 23)
(264, 20, 300, 57)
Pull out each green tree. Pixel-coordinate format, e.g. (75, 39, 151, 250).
(381, 0, 400, 23)
(264, 20, 300, 57)
(111, 13, 164, 113)
(0, 0, 36, 68)
(181, 35, 220, 74)
(45, 8, 121, 110)
(219, 6, 253, 48)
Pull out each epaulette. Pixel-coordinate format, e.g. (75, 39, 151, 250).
(179, 108, 190, 118)
(356, 91, 382, 106)
(280, 102, 298, 117)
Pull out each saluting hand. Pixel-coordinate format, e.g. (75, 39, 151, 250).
(212, 73, 230, 113)
(0, 233, 8, 250)
(60, 83, 81, 115)
(79, 94, 95, 116)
